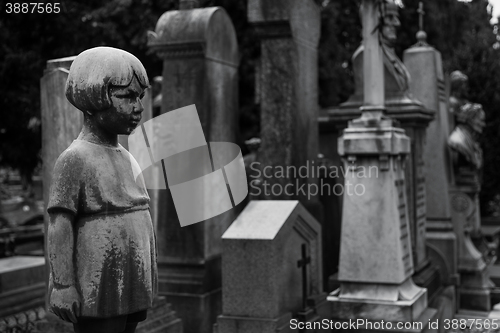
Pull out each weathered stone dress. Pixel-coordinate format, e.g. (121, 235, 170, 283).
(48, 139, 157, 318)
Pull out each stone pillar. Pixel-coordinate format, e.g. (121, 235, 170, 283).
(327, 1, 437, 330)
(40, 57, 82, 310)
(404, 37, 459, 288)
(248, 0, 322, 220)
(148, 7, 238, 333)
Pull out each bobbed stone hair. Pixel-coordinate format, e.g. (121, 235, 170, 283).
(65, 46, 150, 112)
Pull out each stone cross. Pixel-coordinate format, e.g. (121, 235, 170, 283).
(417, 2, 425, 32)
(297, 243, 311, 310)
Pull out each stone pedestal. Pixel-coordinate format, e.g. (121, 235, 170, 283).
(148, 7, 239, 333)
(329, 113, 437, 332)
(248, 0, 322, 221)
(216, 201, 328, 333)
(451, 181, 494, 311)
(321, 48, 435, 294)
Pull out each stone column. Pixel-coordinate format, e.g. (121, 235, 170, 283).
(327, 1, 436, 330)
(404, 35, 459, 288)
(148, 6, 238, 333)
(40, 57, 82, 310)
(248, 0, 322, 220)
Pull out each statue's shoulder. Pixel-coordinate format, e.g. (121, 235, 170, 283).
(53, 140, 92, 172)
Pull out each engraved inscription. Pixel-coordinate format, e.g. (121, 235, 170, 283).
(396, 178, 412, 275)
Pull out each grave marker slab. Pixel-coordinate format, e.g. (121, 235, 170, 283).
(248, 0, 322, 216)
(148, 6, 239, 333)
(215, 201, 328, 333)
(404, 36, 459, 288)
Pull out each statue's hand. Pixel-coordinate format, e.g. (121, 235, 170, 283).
(49, 286, 81, 323)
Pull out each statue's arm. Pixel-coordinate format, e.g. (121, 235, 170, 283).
(48, 210, 80, 323)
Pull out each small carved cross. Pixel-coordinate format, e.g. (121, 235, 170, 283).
(417, 2, 425, 32)
(297, 243, 311, 310)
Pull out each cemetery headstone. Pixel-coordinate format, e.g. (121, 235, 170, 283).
(403, 24, 458, 290)
(248, 0, 322, 218)
(327, 1, 437, 331)
(148, 5, 239, 333)
(321, 0, 435, 294)
(215, 201, 328, 333)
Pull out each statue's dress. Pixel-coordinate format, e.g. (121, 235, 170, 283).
(48, 139, 157, 318)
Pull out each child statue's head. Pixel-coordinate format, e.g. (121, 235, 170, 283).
(66, 46, 149, 113)
(65, 46, 150, 135)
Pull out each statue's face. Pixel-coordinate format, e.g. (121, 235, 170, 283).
(382, 11, 400, 46)
(94, 76, 146, 135)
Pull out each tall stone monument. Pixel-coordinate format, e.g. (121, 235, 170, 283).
(248, 0, 322, 218)
(322, 0, 434, 291)
(148, 2, 239, 333)
(403, 13, 459, 290)
(328, 1, 436, 330)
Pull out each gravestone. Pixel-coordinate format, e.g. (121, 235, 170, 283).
(404, 30, 459, 290)
(37, 56, 181, 333)
(403, 19, 459, 328)
(248, 0, 322, 218)
(148, 4, 239, 333)
(327, 1, 437, 331)
(322, 0, 435, 294)
(215, 201, 328, 333)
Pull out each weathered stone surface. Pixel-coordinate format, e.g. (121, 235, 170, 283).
(404, 43, 455, 293)
(216, 201, 326, 333)
(40, 52, 177, 332)
(41, 56, 82, 237)
(248, 0, 321, 208)
(0, 257, 45, 316)
(148, 6, 238, 333)
(404, 46, 452, 229)
(329, 3, 436, 330)
(0, 257, 46, 333)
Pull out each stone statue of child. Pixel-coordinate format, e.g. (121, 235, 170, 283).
(47, 46, 157, 333)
